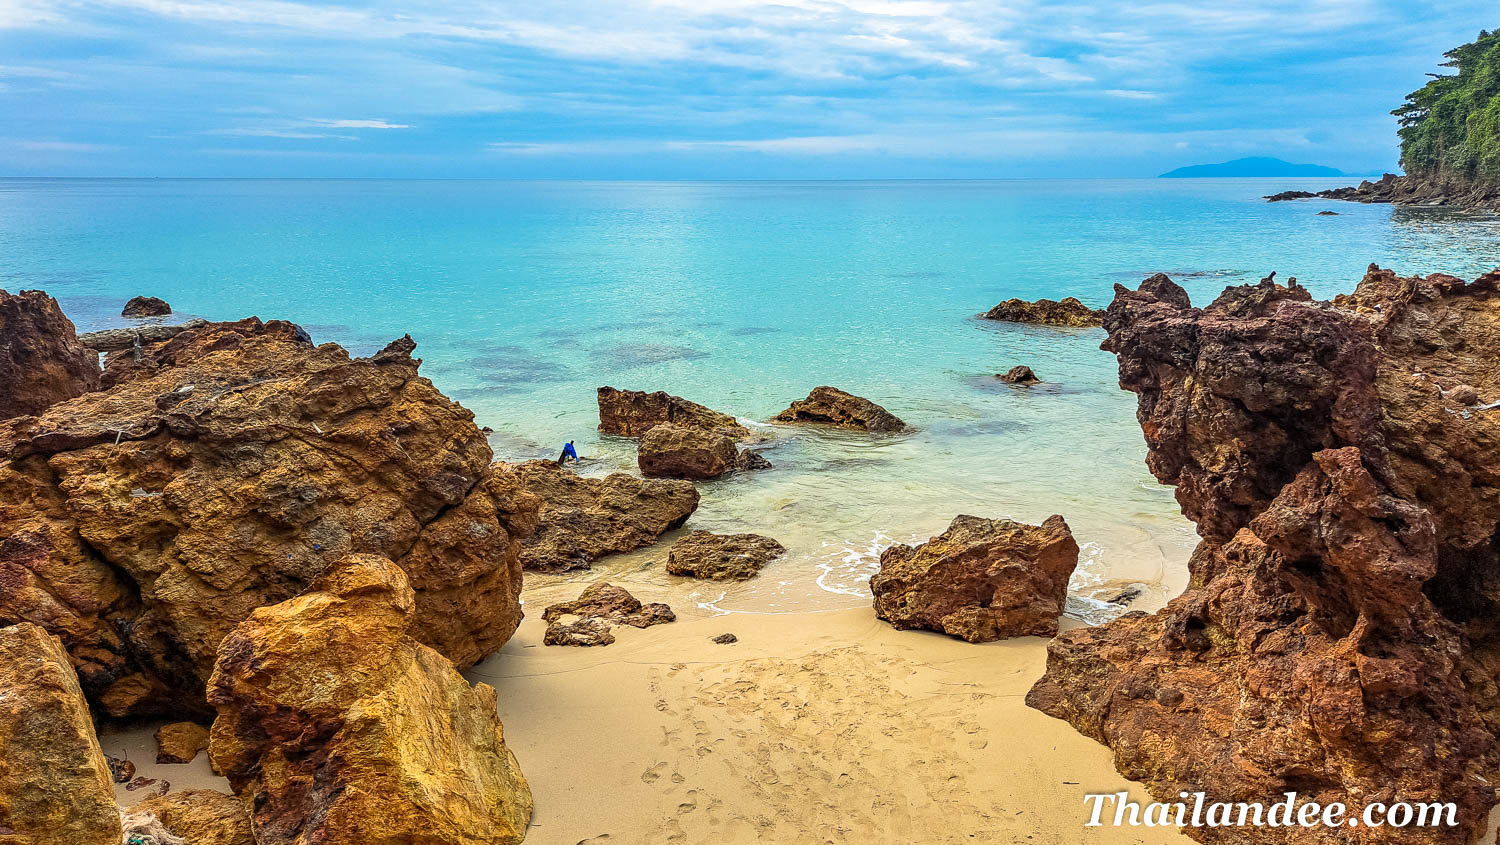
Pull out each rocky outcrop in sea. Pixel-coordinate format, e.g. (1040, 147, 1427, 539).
(980, 296, 1103, 327)
(666, 530, 787, 580)
(597, 385, 750, 439)
(1267, 172, 1500, 213)
(773, 386, 908, 432)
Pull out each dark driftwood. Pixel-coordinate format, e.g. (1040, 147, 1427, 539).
(78, 319, 208, 353)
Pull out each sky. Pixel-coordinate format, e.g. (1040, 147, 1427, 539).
(0, 0, 1496, 178)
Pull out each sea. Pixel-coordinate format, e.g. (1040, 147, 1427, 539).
(4, 177, 1498, 620)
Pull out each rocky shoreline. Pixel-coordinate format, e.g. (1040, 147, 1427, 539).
(1267, 171, 1500, 213)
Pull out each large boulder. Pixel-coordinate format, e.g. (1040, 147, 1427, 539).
(666, 530, 786, 580)
(771, 386, 908, 432)
(871, 515, 1079, 642)
(0, 289, 101, 420)
(1026, 267, 1500, 844)
(503, 460, 698, 572)
(122, 296, 172, 318)
(0, 622, 122, 845)
(207, 554, 532, 845)
(0, 319, 536, 716)
(980, 296, 1103, 327)
(638, 423, 738, 480)
(124, 790, 254, 845)
(597, 386, 749, 438)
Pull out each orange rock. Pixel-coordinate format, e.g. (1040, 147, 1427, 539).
(0, 289, 101, 420)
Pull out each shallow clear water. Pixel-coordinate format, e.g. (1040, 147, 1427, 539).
(4, 178, 1499, 618)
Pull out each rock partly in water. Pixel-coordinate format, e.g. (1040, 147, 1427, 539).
(1269, 171, 1500, 212)
(736, 449, 772, 471)
(0, 622, 122, 845)
(504, 459, 698, 572)
(124, 790, 254, 845)
(1027, 266, 1500, 844)
(122, 296, 172, 318)
(997, 365, 1041, 385)
(0, 289, 101, 420)
(980, 296, 1103, 328)
(155, 721, 210, 764)
(0, 320, 535, 717)
(78, 318, 210, 355)
(541, 581, 675, 647)
(871, 515, 1079, 643)
(207, 554, 532, 845)
(597, 386, 750, 439)
(638, 423, 738, 480)
(666, 530, 786, 580)
(771, 386, 908, 432)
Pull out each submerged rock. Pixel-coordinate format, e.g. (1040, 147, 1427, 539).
(0, 289, 101, 420)
(597, 386, 749, 439)
(122, 296, 172, 318)
(1027, 266, 1500, 844)
(541, 581, 675, 647)
(980, 296, 1103, 327)
(155, 721, 210, 764)
(638, 423, 738, 480)
(871, 515, 1079, 642)
(504, 459, 698, 572)
(0, 320, 535, 716)
(737, 449, 773, 471)
(666, 530, 786, 580)
(207, 554, 531, 845)
(772, 386, 908, 432)
(0, 622, 122, 845)
(124, 790, 254, 845)
(997, 365, 1041, 385)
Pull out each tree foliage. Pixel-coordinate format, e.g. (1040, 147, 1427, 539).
(1395, 29, 1500, 180)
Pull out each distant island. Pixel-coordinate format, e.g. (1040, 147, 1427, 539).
(1160, 157, 1345, 178)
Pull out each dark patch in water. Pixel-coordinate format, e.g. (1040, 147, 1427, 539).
(728, 326, 781, 336)
(1107, 269, 1249, 280)
(928, 418, 1026, 438)
(962, 374, 1087, 396)
(590, 343, 708, 369)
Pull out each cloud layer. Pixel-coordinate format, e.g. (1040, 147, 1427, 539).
(1, 0, 1494, 176)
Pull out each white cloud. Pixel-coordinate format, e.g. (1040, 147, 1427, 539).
(306, 118, 410, 129)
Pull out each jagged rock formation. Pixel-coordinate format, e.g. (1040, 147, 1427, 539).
(1027, 266, 1500, 844)
(124, 790, 254, 845)
(122, 296, 172, 317)
(638, 423, 738, 480)
(541, 581, 675, 646)
(208, 554, 531, 845)
(871, 515, 1079, 642)
(666, 530, 786, 580)
(503, 459, 698, 572)
(1267, 173, 1500, 211)
(772, 386, 908, 432)
(0, 289, 101, 420)
(0, 318, 535, 716)
(998, 365, 1041, 385)
(979, 296, 1103, 327)
(0, 622, 122, 844)
(597, 386, 750, 439)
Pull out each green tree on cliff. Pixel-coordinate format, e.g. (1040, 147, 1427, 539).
(1394, 29, 1500, 180)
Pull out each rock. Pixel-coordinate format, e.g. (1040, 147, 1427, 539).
(1263, 190, 1318, 201)
(124, 790, 254, 845)
(503, 459, 698, 572)
(207, 554, 532, 845)
(0, 321, 536, 716)
(638, 423, 738, 480)
(0, 289, 101, 420)
(1266, 171, 1500, 213)
(1448, 383, 1481, 405)
(997, 365, 1041, 385)
(666, 530, 786, 580)
(122, 296, 172, 317)
(77, 318, 209, 354)
(712, 633, 737, 644)
(871, 515, 1079, 642)
(155, 721, 210, 764)
(542, 616, 616, 647)
(106, 754, 136, 783)
(771, 386, 908, 432)
(1316, 210, 1340, 215)
(541, 582, 674, 647)
(597, 386, 749, 439)
(736, 449, 772, 471)
(1026, 266, 1500, 844)
(979, 296, 1103, 327)
(0, 622, 122, 845)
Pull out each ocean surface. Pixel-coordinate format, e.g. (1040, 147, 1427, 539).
(4, 178, 1499, 619)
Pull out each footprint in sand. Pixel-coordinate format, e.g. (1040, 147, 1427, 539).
(641, 761, 667, 784)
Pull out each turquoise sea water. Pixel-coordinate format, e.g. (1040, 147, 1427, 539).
(4, 178, 1500, 617)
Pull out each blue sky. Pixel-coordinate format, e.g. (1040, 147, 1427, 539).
(1, 0, 1495, 178)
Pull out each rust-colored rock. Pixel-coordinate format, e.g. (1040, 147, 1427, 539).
(155, 720, 210, 764)
(638, 423, 738, 480)
(122, 296, 172, 318)
(980, 296, 1103, 327)
(1026, 267, 1500, 844)
(207, 554, 532, 845)
(997, 365, 1041, 385)
(504, 459, 698, 572)
(0, 289, 101, 420)
(666, 530, 786, 580)
(124, 789, 254, 845)
(771, 386, 907, 432)
(541, 581, 675, 646)
(597, 386, 749, 438)
(0, 321, 536, 716)
(871, 515, 1079, 642)
(0, 622, 122, 845)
